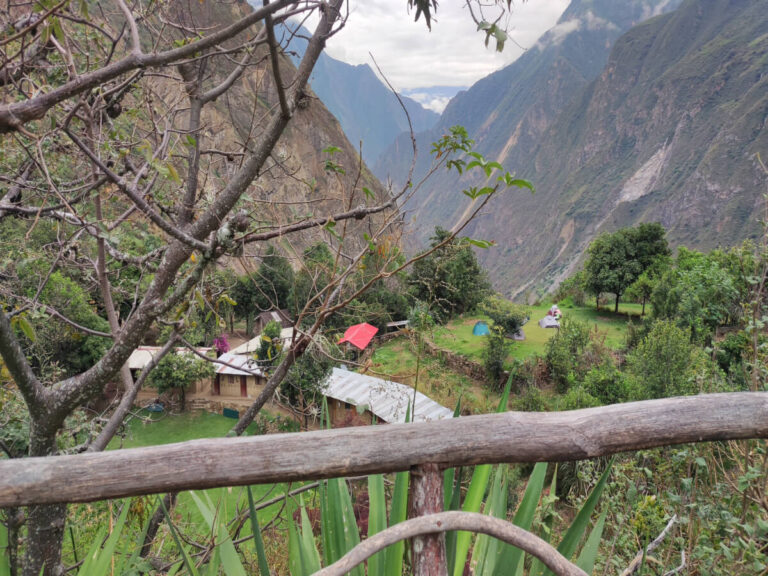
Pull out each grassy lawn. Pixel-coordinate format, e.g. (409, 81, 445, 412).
(427, 301, 644, 365)
(108, 411, 296, 538)
(369, 339, 500, 414)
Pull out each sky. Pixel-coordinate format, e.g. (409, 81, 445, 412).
(313, 0, 569, 111)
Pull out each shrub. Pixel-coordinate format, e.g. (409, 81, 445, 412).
(545, 317, 592, 393)
(558, 386, 601, 410)
(510, 386, 549, 412)
(479, 294, 529, 335)
(626, 320, 694, 399)
(483, 325, 508, 389)
(583, 362, 630, 405)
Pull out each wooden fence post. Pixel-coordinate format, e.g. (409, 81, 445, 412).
(410, 463, 447, 576)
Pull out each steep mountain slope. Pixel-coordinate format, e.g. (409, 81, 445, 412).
(374, 0, 681, 241)
(283, 25, 439, 166)
(468, 0, 768, 296)
(158, 2, 392, 263)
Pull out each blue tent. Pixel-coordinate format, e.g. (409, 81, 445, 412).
(473, 321, 490, 336)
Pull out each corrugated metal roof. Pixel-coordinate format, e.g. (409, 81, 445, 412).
(128, 347, 160, 370)
(229, 328, 295, 355)
(323, 368, 453, 424)
(127, 346, 213, 370)
(215, 353, 265, 377)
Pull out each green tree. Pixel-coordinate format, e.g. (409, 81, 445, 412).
(408, 227, 491, 323)
(545, 316, 593, 393)
(147, 353, 215, 411)
(232, 247, 294, 336)
(651, 247, 739, 343)
(479, 294, 529, 336)
(626, 320, 694, 399)
(279, 339, 336, 427)
(584, 224, 670, 313)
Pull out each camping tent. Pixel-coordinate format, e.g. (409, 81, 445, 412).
(538, 316, 560, 329)
(472, 321, 490, 336)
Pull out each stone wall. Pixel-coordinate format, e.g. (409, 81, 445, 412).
(421, 338, 487, 381)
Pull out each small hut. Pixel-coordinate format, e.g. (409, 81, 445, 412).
(323, 367, 452, 426)
(212, 352, 267, 398)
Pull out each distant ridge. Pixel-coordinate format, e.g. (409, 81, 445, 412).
(279, 23, 439, 166)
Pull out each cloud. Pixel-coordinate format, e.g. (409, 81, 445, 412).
(299, 0, 568, 90)
(406, 92, 453, 113)
(536, 10, 618, 48)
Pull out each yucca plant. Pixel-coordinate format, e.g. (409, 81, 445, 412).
(1, 518, 11, 576)
(280, 375, 613, 576)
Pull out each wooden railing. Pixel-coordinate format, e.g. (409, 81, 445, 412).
(1, 392, 767, 507)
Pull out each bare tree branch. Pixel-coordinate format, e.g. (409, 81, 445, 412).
(315, 512, 588, 576)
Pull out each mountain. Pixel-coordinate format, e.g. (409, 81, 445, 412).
(281, 24, 439, 166)
(376, 0, 768, 297)
(158, 2, 393, 260)
(374, 0, 681, 239)
(485, 0, 768, 296)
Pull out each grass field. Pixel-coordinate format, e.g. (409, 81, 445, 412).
(369, 339, 498, 413)
(108, 411, 297, 537)
(426, 301, 644, 365)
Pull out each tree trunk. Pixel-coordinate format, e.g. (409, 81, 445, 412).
(641, 297, 646, 316)
(246, 314, 254, 337)
(409, 464, 446, 576)
(596, 294, 599, 311)
(140, 493, 177, 559)
(23, 431, 66, 576)
(615, 294, 620, 313)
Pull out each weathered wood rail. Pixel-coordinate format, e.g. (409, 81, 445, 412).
(1, 393, 767, 507)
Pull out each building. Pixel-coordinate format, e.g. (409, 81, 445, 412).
(212, 352, 268, 398)
(323, 367, 453, 426)
(253, 309, 293, 335)
(229, 327, 296, 356)
(127, 346, 213, 396)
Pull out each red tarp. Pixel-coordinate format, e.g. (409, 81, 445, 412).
(338, 322, 379, 350)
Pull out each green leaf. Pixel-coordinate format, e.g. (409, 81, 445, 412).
(576, 508, 608, 573)
(493, 462, 548, 576)
(363, 187, 375, 201)
(385, 470, 410, 576)
(160, 496, 199, 576)
(367, 474, 387, 576)
(189, 492, 247, 576)
(0, 520, 10, 576)
(15, 315, 36, 342)
(466, 238, 495, 249)
(474, 465, 509, 575)
(299, 498, 322, 573)
(246, 487, 272, 576)
(540, 459, 613, 576)
(51, 17, 65, 45)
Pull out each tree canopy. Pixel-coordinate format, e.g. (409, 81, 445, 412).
(584, 223, 670, 312)
(409, 227, 492, 323)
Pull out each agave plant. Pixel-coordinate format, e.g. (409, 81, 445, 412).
(279, 377, 613, 576)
